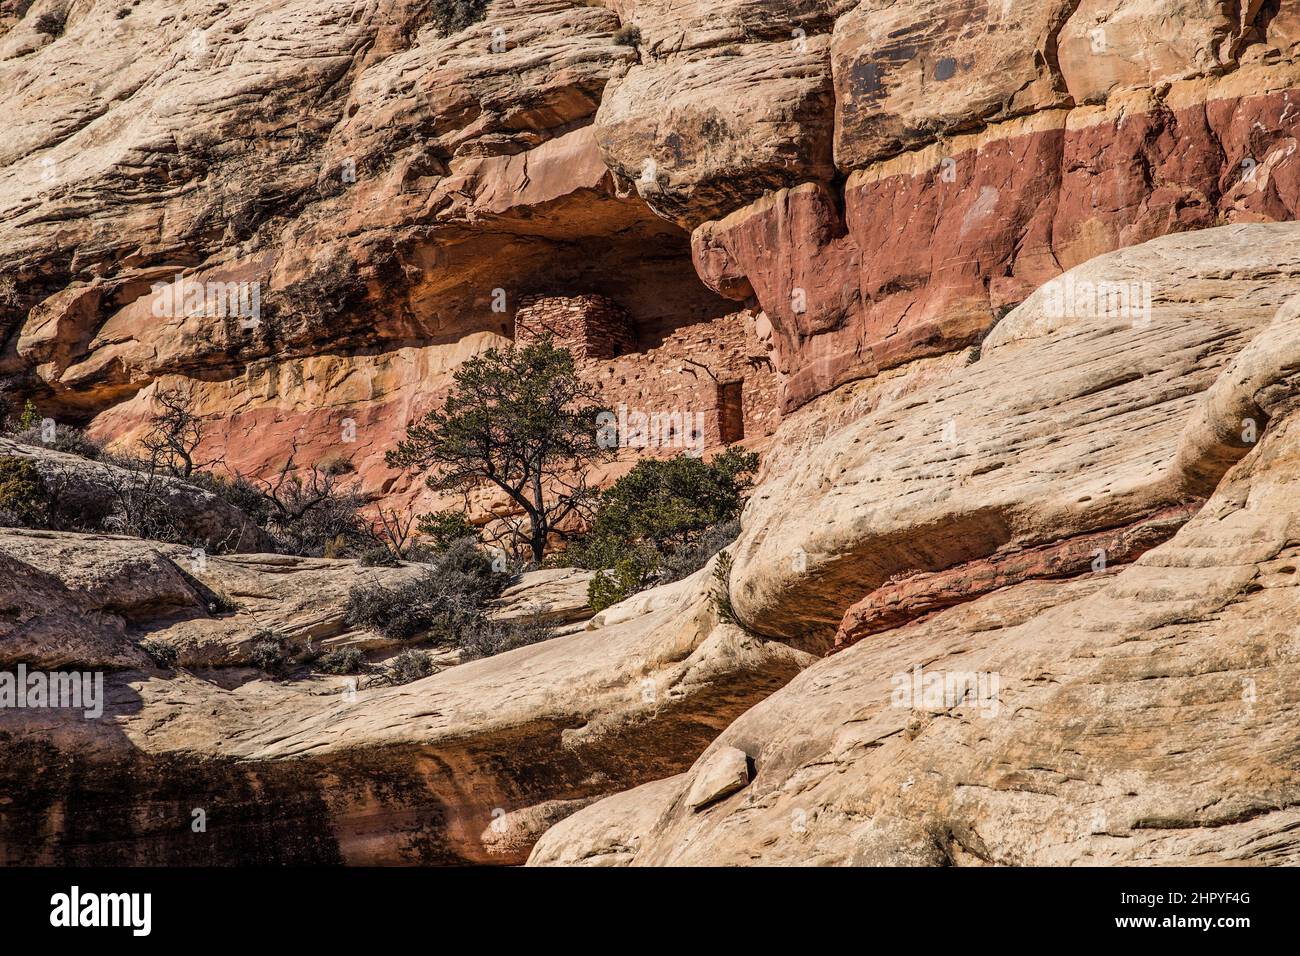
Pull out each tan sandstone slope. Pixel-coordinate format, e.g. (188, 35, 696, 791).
(531, 229, 1300, 866)
(532, 417, 1300, 865)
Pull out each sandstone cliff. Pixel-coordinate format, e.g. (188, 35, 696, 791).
(7, 0, 1295, 505)
(1, 0, 1299, 866)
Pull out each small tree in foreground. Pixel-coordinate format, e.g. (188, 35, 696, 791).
(0, 455, 49, 527)
(573, 448, 758, 611)
(387, 339, 612, 563)
(140, 385, 219, 479)
(416, 509, 479, 551)
(241, 438, 366, 556)
(16, 400, 39, 432)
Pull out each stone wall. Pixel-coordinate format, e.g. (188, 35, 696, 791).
(515, 294, 638, 361)
(577, 308, 780, 454)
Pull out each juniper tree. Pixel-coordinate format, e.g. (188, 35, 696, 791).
(574, 448, 758, 611)
(387, 338, 611, 563)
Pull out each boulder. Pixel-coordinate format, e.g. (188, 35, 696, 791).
(685, 745, 751, 810)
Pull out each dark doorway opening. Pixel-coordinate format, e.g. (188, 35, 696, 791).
(718, 380, 744, 444)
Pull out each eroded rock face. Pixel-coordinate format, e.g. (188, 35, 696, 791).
(4, 0, 1300, 870)
(0, 524, 596, 668)
(527, 773, 683, 866)
(831, 0, 1074, 169)
(0, 0, 741, 508)
(5, 0, 1298, 493)
(8, 222, 1297, 867)
(594, 21, 837, 227)
(0, 547, 147, 671)
(1055, 0, 1257, 105)
(529, 220, 1300, 864)
(727, 223, 1300, 652)
(0, 528, 427, 668)
(0, 543, 812, 863)
(696, 67, 1300, 408)
(534, 411, 1300, 865)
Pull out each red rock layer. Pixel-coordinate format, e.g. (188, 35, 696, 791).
(831, 503, 1202, 650)
(88, 308, 782, 522)
(695, 71, 1300, 410)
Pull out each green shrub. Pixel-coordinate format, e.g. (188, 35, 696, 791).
(248, 630, 292, 675)
(613, 24, 641, 47)
(711, 551, 737, 626)
(34, 11, 65, 36)
(429, 0, 489, 35)
(586, 447, 757, 552)
(139, 638, 178, 669)
(459, 611, 556, 662)
(585, 520, 740, 613)
(15, 400, 39, 432)
(11, 423, 102, 460)
(358, 545, 399, 567)
(341, 539, 555, 658)
(345, 539, 507, 642)
(0, 455, 49, 527)
(657, 517, 741, 583)
(372, 648, 437, 686)
(575, 449, 755, 609)
(587, 549, 658, 613)
(317, 646, 368, 675)
(184, 471, 271, 524)
(415, 510, 478, 551)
